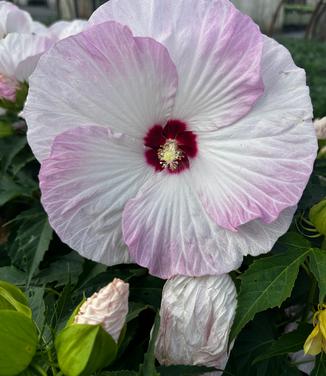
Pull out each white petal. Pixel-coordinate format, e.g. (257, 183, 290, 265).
(90, 0, 264, 131)
(0, 33, 52, 80)
(39, 126, 153, 266)
(155, 274, 237, 371)
(49, 20, 88, 40)
(24, 21, 178, 162)
(122, 171, 296, 278)
(189, 36, 316, 231)
(0, 2, 32, 37)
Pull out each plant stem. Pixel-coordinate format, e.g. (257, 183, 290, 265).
(47, 347, 58, 376)
(30, 363, 47, 376)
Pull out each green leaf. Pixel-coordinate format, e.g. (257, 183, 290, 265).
(126, 303, 152, 323)
(253, 324, 312, 364)
(0, 280, 28, 306)
(0, 286, 31, 317)
(0, 266, 26, 284)
(0, 119, 14, 137)
(0, 175, 31, 205)
(309, 199, 326, 236)
(35, 252, 84, 287)
(100, 372, 138, 376)
(230, 245, 311, 341)
(139, 312, 160, 376)
(26, 286, 45, 329)
(0, 310, 38, 375)
(8, 207, 53, 286)
(55, 324, 118, 376)
(157, 365, 218, 375)
(311, 353, 326, 376)
(226, 311, 290, 376)
(309, 248, 326, 302)
(0, 135, 26, 172)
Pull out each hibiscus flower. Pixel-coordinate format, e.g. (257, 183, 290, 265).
(24, 0, 317, 278)
(0, 33, 52, 101)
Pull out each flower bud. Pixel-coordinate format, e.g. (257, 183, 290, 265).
(55, 279, 129, 376)
(74, 278, 129, 342)
(314, 117, 326, 140)
(155, 275, 237, 373)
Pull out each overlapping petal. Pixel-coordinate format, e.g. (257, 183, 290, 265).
(122, 171, 296, 278)
(0, 33, 52, 80)
(155, 275, 237, 372)
(39, 126, 153, 266)
(24, 21, 178, 162)
(49, 20, 88, 40)
(0, 1, 33, 37)
(90, 0, 264, 131)
(191, 36, 317, 231)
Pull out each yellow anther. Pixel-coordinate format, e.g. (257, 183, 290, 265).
(157, 139, 183, 170)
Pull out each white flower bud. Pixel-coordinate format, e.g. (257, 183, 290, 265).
(314, 117, 326, 140)
(155, 275, 237, 374)
(74, 278, 129, 342)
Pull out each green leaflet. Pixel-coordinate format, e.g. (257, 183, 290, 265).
(230, 244, 311, 341)
(253, 323, 312, 364)
(309, 248, 326, 302)
(8, 207, 53, 286)
(311, 353, 326, 376)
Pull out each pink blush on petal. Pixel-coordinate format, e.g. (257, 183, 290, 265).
(0, 74, 17, 101)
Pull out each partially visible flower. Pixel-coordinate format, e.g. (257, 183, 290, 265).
(0, 1, 33, 38)
(74, 278, 129, 342)
(49, 20, 88, 40)
(0, 33, 52, 101)
(304, 304, 326, 356)
(314, 117, 326, 140)
(155, 275, 237, 374)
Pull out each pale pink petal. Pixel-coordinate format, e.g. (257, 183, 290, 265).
(0, 2, 33, 37)
(31, 21, 49, 36)
(190, 36, 317, 231)
(24, 21, 178, 162)
(0, 33, 52, 81)
(6, 9, 32, 34)
(39, 126, 153, 266)
(122, 171, 296, 278)
(49, 20, 88, 40)
(155, 275, 236, 372)
(90, 0, 264, 131)
(75, 278, 129, 342)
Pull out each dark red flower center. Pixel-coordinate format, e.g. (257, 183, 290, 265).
(144, 120, 198, 174)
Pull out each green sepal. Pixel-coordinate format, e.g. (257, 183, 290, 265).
(55, 323, 118, 376)
(0, 310, 38, 375)
(66, 297, 86, 327)
(309, 199, 326, 236)
(0, 281, 31, 317)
